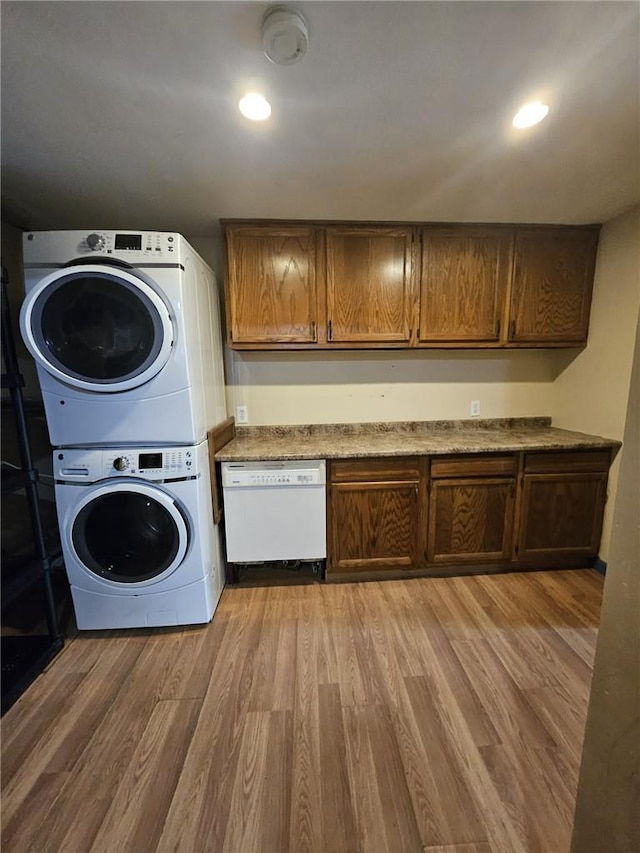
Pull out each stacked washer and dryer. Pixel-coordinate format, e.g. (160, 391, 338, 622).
(20, 231, 228, 629)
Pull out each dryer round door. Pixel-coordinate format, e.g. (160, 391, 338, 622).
(20, 264, 174, 392)
(68, 482, 189, 586)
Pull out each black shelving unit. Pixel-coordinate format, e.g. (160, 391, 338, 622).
(1, 265, 64, 715)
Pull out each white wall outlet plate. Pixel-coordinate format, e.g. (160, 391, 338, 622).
(470, 400, 481, 418)
(235, 405, 249, 424)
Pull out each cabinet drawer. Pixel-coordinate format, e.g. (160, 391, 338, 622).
(431, 455, 517, 479)
(524, 450, 610, 474)
(330, 457, 422, 483)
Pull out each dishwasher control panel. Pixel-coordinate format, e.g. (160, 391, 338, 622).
(221, 460, 326, 488)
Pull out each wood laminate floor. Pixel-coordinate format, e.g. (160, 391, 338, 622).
(1, 569, 604, 853)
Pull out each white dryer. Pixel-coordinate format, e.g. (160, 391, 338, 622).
(54, 440, 225, 629)
(20, 230, 226, 447)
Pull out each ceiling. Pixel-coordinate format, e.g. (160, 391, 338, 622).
(2, 1, 639, 237)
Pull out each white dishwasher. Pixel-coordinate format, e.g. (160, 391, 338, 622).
(221, 460, 326, 564)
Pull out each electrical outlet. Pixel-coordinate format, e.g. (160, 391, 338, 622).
(470, 400, 481, 418)
(235, 405, 249, 425)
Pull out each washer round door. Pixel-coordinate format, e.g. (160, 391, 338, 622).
(20, 264, 174, 392)
(69, 482, 189, 586)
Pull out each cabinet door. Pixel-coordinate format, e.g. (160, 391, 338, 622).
(225, 225, 317, 345)
(517, 472, 607, 560)
(427, 477, 515, 563)
(325, 227, 414, 343)
(508, 227, 599, 344)
(419, 226, 512, 343)
(329, 480, 420, 572)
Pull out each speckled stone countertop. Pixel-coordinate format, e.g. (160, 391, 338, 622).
(214, 418, 620, 462)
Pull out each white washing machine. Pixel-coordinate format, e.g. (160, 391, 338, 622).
(54, 440, 225, 629)
(20, 230, 226, 447)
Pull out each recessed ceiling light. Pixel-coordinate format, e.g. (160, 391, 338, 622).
(512, 101, 549, 129)
(238, 93, 271, 121)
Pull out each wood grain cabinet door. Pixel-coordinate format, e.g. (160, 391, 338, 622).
(419, 226, 512, 343)
(324, 226, 414, 344)
(329, 480, 420, 572)
(224, 225, 317, 345)
(427, 477, 515, 563)
(508, 226, 599, 344)
(517, 472, 607, 560)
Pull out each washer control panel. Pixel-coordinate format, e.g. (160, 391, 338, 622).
(55, 445, 198, 482)
(104, 449, 193, 477)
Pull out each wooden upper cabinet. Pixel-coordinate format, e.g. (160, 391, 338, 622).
(508, 226, 600, 344)
(222, 220, 601, 350)
(419, 226, 512, 343)
(224, 225, 317, 345)
(324, 226, 414, 343)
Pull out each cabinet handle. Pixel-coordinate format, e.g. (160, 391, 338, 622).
(311, 320, 316, 341)
(328, 320, 333, 341)
(509, 319, 516, 339)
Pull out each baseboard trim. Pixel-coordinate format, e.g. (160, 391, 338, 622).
(594, 558, 607, 576)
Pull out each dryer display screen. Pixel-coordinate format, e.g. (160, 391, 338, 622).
(139, 453, 163, 469)
(114, 234, 142, 250)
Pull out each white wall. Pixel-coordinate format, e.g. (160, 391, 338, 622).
(551, 205, 640, 561)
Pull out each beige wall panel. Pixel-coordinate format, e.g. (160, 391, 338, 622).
(571, 312, 640, 853)
(551, 205, 640, 561)
(225, 349, 557, 426)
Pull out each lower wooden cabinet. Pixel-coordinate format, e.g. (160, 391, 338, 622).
(516, 451, 609, 562)
(427, 455, 517, 565)
(326, 449, 611, 580)
(328, 458, 424, 574)
(428, 477, 515, 563)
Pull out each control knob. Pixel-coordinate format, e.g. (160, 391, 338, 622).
(113, 457, 127, 471)
(86, 233, 105, 251)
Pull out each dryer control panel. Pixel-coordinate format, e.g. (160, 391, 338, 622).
(23, 230, 183, 265)
(79, 231, 180, 260)
(54, 444, 201, 483)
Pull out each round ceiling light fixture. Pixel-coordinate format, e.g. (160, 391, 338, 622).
(238, 92, 272, 121)
(512, 101, 549, 129)
(262, 6, 309, 65)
